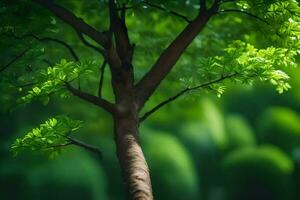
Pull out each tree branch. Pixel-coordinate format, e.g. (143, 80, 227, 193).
(4, 32, 79, 61)
(67, 136, 102, 157)
(0, 48, 30, 73)
(220, 0, 237, 4)
(36, 35, 79, 61)
(135, 11, 214, 109)
(30, 34, 79, 61)
(42, 59, 54, 66)
(139, 73, 237, 122)
(98, 60, 107, 98)
(48, 142, 73, 149)
(34, 0, 110, 48)
(65, 82, 115, 114)
(141, 1, 191, 23)
(48, 137, 102, 157)
(76, 31, 106, 56)
(109, 0, 133, 68)
(215, 9, 269, 24)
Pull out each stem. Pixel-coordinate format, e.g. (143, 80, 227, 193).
(67, 136, 102, 157)
(0, 48, 30, 73)
(140, 73, 237, 122)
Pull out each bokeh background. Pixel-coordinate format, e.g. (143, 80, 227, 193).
(1, 0, 300, 200)
(1, 71, 300, 200)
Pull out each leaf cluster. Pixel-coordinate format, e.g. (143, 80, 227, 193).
(236, 0, 300, 49)
(19, 59, 97, 105)
(11, 115, 83, 158)
(181, 40, 297, 97)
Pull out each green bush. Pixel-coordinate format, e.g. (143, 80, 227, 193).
(26, 149, 108, 200)
(256, 107, 300, 153)
(222, 146, 293, 200)
(225, 115, 256, 151)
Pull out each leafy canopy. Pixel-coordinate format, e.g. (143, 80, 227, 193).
(0, 0, 298, 156)
(19, 59, 97, 105)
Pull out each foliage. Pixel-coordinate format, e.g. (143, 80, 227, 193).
(181, 40, 297, 97)
(222, 145, 293, 200)
(11, 115, 83, 158)
(236, 0, 300, 44)
(19, 59, 97, 105)
(0, 0, 300, 199)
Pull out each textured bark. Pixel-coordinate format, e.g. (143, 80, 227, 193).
(114, 117, 153, 200)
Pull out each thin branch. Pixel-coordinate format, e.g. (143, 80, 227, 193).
(65, 82, 115, 114)
(220, 0, 236, 3)
(67, 136, 102, 157)
(32, 34, 79, 61)
(76, 31, 106, 55)
(15, 82, 38, 88)
(109, 0, 132, 65)
(48, 142, 73, 149)
(140, 73, 237, 122)
(47, 128, 102, 157)
(216, 9, 269, 24)
(4, 33, 79, 61)
(42, 59, 53, 66)
(141, 1, 191, 23)
(47, 137, 102, 157)
(0, 48, 30, 73)
(31, 34, 79, 61)
(34, 0, 110, 48)
(98, 60, 107, 97)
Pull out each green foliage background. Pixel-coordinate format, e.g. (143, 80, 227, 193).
(1, 0, 300, 200)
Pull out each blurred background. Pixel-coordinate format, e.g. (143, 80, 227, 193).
(1, 71, 300, 200)
(1, 0, 300, 200)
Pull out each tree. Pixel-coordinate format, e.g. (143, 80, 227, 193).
(1, 0, 299, 199)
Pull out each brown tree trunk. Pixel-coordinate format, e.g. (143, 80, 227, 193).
(114, 117, 153, 200)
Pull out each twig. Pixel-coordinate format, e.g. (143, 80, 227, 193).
(140, 73, 237, 122)
(49, 131, 102, 157)
(34, 0, 110, 48)
(215, 9, 269, 25)
(48, 142, 73, 149)
(42, 59, 53, 66)
(141, 1, 191, 23)
(64, 81, 116, 114)
(67, 136, 102, 157)
(0, 48, 30, 73)
(4, 33, 79, 61)
(76, 31, 106, 56)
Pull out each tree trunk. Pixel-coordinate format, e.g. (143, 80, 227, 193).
(114, 117, 153, 200)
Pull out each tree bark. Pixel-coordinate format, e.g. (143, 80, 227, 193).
(114, 117, 153, 200)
